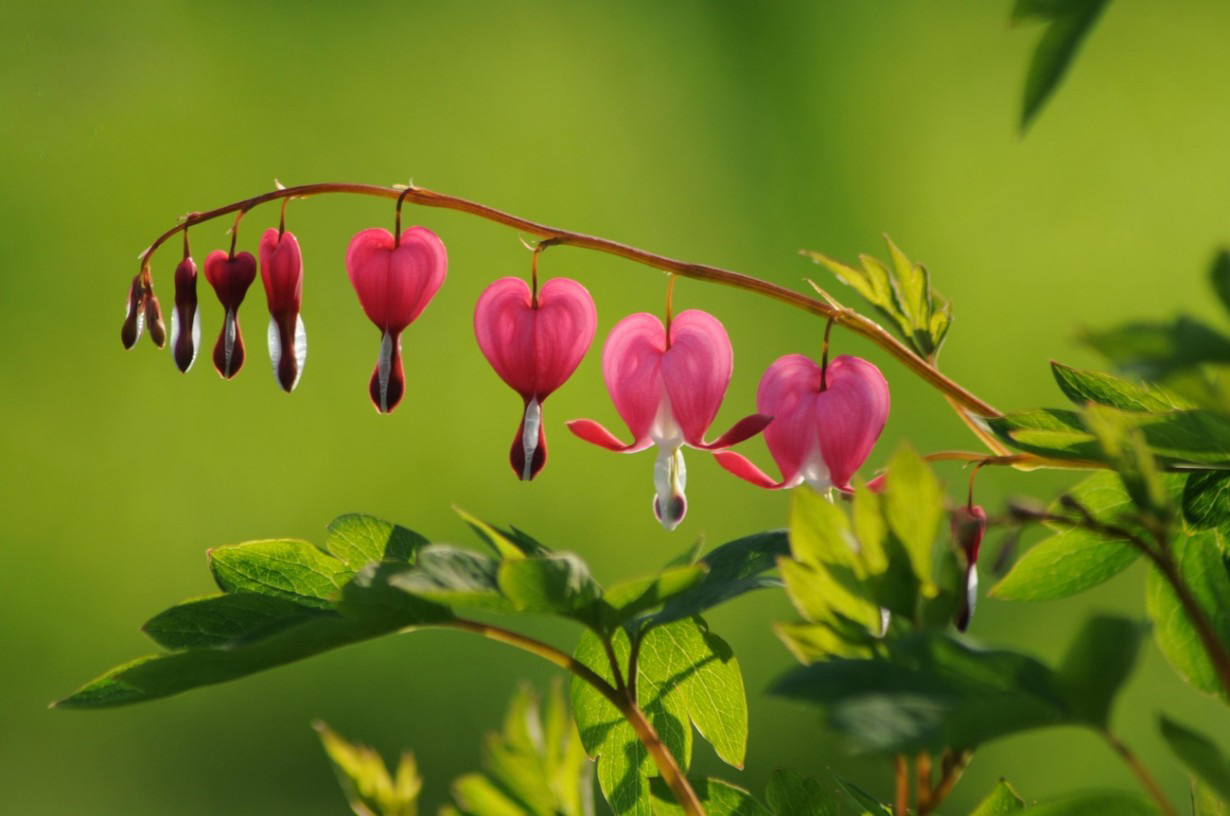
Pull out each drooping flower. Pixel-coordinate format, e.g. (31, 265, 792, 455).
(204, 250, 257, 379)
(121, 274, 145, 350)
(951, 504, 987, 632)
(715, 354, 889, 492)
(567, 310, 771, 530)
(475, 276, 596, 480)
(171, 255, 200, 373)
(260, 228, 306, 392)
(346, 226, 447, 413)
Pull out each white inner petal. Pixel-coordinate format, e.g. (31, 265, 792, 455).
(170, 307, 182, 360)
(652, 444, 687, 530)
(648, 396, 683, 448)
(377, 331, 394, 412)
(223, 309, 237, 372)
(189, 305, 200, 369)
(799, 439, 833, 493)
(521, 397, 542, 480)
(292, 314, 307, 389)
(267, 314, 282, 376)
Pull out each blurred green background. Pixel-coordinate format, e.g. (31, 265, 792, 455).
(4, 1, 1230, 812)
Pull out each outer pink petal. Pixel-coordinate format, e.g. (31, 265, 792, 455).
(601, 313, 667, 443)
(713, 451, 787, 489)
(693, 412, 774, 451)
(756, 354, 823, 485)
(565, 419, 650, 453)
(662, 310, 733, 446)
(532, 278, 597, 397)
(813, 355, 890, 489)
(259, 228, 303, 316)
(475, 277, 537, 395)
(346, 227, 447, 331)
(346, 229, 396, 327)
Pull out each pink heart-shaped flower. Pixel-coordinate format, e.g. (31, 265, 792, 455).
(346, 227, 447, 413)
(204, 250, 257, 379)
(260, 228, 306, 392)
(475, 276, 596, 480)
(716, 354, 889, 492)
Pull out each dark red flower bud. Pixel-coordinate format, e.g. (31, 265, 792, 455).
(951, 505, 987, 632)
(259, 228, 306, 392)
(204, 250, 257, 379)
(121, 275, 145, 349)
(144, 293, 167, 348)
(171, 256, 200, 373)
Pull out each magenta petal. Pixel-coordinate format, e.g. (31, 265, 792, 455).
(204, 250, 257, 312)
(662, 310, 733, 446)
(566, 419, 647, 452)
(474, 276, 596, 400)
(259, 228, 303, 316)
(712, 451, 786, 489)
(346, 227, 447, 333)
(757, 354, 823, 484)
(695, 412, 773, 451)
(368, 330, 405, 413)
(601, 313, 668, 443)
(813, 356, 890, 489)
(171, 256, 199, 373)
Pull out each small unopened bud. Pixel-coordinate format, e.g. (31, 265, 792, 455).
(951, 505, 987, 633)
(172, 256, 200, 373)
(121, 275, 145, 349)
(144, 293, 167, 348)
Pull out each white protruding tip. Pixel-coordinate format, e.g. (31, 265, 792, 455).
(521, 398, 542, 481)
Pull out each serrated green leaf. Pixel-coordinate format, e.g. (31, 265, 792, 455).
(1184, 472, 1230, 530)
(1160, 716, 1230, 804)
(142, 592, 330, 650)
(385, 545, 515, 614)
(1057, 615, 1144, 728)
(1082, 316, 1230, 383)
(832, 774, 891, 816)
(1019, 0, 1111, 130)
(1147, 530, 1230, 699)
(783, 490, 880, 632)
(603, 565, 708, 627)
(1083, 403, 1171, 520)
(208, 539, 352, 609)
(970, 779, 1026, 815)
(763, 768, 840, 816)
(770, 631, 1081, 754)
(774, 621, 873, 663)
(1026, 793, 1158, 815)
(984, 409, 1102, 461)
(325, 513, 429, 570)
(498, 553, 604, 627)
(315, 721, 421, 816)
(648, 777, 770, 816)
(1051, 362, 1188, 412)
(450, 774, 524, 816)
(652, 531, 788, 626)
(456, 508, 549, 560)
(883, 445, 944, 594)
(338, 562, 457, 624)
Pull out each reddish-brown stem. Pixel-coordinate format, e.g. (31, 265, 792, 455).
(136, 181, 998, 420)
(819, 316, 835, 392)
(434, 619, 705, 816)
(893, 755, 909, 816)
(1103, 731, 1179, 816)
(916, 752, 933, 811)
(923, 751, 969, 814)
(1148, 547, 1230, 699)
(664, 273, 678, 346)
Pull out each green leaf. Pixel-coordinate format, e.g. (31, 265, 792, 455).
(1026, 793, 1158, 815)
(1057, 616, 1144, 728)
(832, 775, 891, 816)
(1184, 472, 1230, 530)
(315, 721, 421, 816)
(984, 409, 1101, 461)
(1193, 778, 1230, 816)
(1081, 317, 1230, 382)
(648, 777, 770, 816)
(1160, 716, 1230, 804)
(651, 531, 788, 626)
(325, 513, 429, 570)
(603, 565, 708, 627)
(992, 471, 1158, 601)
(1212, 250, 1230, 318)
(770, 631, 1082, 754)
(1019, 0, 1112, 130)
(1051, 362, 1187, 412)
(1146, 530, 1230, 699)
(775, 621, 873, 663)
(970, 780, 1026, 815)
(208, 538, 353, 609)
(571, 617, 748, 814)
(763, 768, 840, 816)
(883, 445, 944, 594)
(141, 592, 330, 650)
(385, 545, 515, 614)
(455, 507, 550, 560)
(1083, 404, 1171, 520)
(498, 553, 604, 627)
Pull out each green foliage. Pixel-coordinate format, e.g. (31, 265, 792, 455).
(315, 722, 422, 816)
(1012, 0, 1113, 130)
(1024, 793, 1158, 815)
(650, 531, 789, 626)
(831, 775, 892, 816)
(1160, 716, 1230, 805)
(770, 615, 1141, 755)
(803, 236, 952, 360)
(970, 780, 1026, 815)
(1051, 362, 1189, 413)
(570, 617, 747, 815)
(763, 768, 840, 816)
(648, 778, 769, 816)
(1147, 531, 1230, 699)
(1184, 472, 1230, 530)
(1193, 779, 1230, 816)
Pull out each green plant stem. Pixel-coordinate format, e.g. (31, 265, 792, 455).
(434, 619, 705, 816)
(1103, 731, 1179, 816)
(136, 181, 998, 423)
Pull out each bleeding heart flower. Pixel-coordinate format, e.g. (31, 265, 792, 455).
(715, 354, 889, 492)
(951, 504, 986, 632)
(346, 226, 447, 413)
(475, 276, 597, 481)
(171, 255, 200, 373)
(121, 274, 146, 349)
(204, 250, 257, 379)
(260, 228, 307, 392)
(567, 310, 771, 530)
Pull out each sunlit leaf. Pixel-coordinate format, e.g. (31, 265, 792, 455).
(763, 768, 840, 816)
(651, 531, 789, 626)
(1051, 362, 1188, 412)
(325, 513, 429, 570)
(970, 779, 1026, 815)
(315, 721, 421, 816)
(208, 538, 353, 609)
(648, 777, 770, 816)
(1160, 716, 1230, 804)
(1183, 472, 1230, 530)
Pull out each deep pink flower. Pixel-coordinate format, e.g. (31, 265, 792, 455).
(715, 354, 889, 492)
(475, 277, 596, 481)
(204, 250, 257, 379)
(346, 227, 447, 413)
(951, 504, 987, 632)
(171, 255, 200, 373)
(260, 228, 306, 392)
(567, 310, 771, 530)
